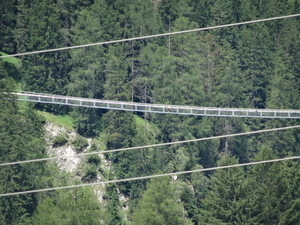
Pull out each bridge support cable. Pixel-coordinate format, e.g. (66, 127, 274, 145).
(1, 155, 300, 197)
(1, 14, 299, 59)
(1, 124, 300, 168)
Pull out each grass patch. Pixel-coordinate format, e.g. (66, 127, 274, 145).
(92, 135, 108, 151)
(1, 51, 22, 82)
(15, 81, 22, 91)
(0, 51, 21, 66)
(134, 115, 145, 127)
(37, 111, 74, 130)
(133, 115, 159, 136)
(18, 101, 30, 112)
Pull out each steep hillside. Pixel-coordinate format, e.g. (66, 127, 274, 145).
(1, 0, 300, 224)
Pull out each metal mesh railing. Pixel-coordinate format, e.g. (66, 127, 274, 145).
(11, 92, 300, 119)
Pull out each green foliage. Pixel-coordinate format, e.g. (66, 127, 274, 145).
(87, 154, 101, 165)
(83, 152, 101, 181)
(200, 154, 248, 225)
(0, 52, 21, 66)
(245, 146, 300, 224)
(72, 135, 88, 153)
(183, 165, 209, 224)
(102, 111, 137, 194)
(31, 185, 108, 225)
(36, 111, 74, 130)
(267, 47, 297, 109)
(0, 93, 49, 224)
(70, 108, 100, 137)
(0, 52, 22, 83)
(106, 182, 122, 225)
(0, 1, 16, 53)
(0, 61, 16, 92)
(83, 164, 98, 181)
(2, 1, 300, 223)
(131, 176, 191, 225)
(52, 133, 68, 147)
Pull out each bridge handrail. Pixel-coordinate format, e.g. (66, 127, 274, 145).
(11, 92, 300, 114)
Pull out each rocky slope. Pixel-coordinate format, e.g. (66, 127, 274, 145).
(43, 122, 128, 208)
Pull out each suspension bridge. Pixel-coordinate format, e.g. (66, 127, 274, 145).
(10, 92, 300, 119)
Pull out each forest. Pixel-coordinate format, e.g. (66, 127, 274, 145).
(1, 0, 300, 224)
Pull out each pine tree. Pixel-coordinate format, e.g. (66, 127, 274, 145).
(208, 40, 250, 162)
(237, 20, 272, 109)
(245, 146, 294, 224)
(131, 176, 191, 225)
(104, 45, 130, 101)
(181, 165, 209, 225)
(17, 0, 70, 114)
(13, 0, 29, 55)
(106, 182, 122, 225)
(66, 0, 112, 136)
(31, 185, 107, 225)
(102, 110, 136, 194)
(209, 0, 241, 48)
(199, 154, 248, 225)
(277, 159, 300, 225)
(267, 48, 296, 110)
(0, 0, 17, 53)
(189, 0, 212, 27)
(0, 67, 48, 224)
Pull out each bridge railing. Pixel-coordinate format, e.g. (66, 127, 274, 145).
(11, 92, 300, 119)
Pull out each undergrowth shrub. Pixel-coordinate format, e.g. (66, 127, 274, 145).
(72, 135, 88, 153)
(52, 133, 68, 147)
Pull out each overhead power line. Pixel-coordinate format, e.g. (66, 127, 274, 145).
(1, 125, 299, 167)
(1, 14, 299, 59)
(1, 155, 299, 197)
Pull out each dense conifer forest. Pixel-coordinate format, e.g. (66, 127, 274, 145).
(1, 0, 300, 224)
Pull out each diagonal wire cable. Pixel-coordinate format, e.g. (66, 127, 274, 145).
(0, 14, 299, 59)
(0, 125, 299, 167)
(1, 155, 299, 196)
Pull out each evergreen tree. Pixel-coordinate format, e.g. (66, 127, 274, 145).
(245, 146, 296, 224)
(213, 40, 245, 109)
(106, 181, 122, 225)
(131, 176, 191, 225)
(277, 159, 300, 225)
(102, 110, 136, 195)
(104, 45, 130, 101)
(19, 0, 71, 114)
(199, 154, 248, 225)
(0, 0, 17, 53)
(13, 0, 29, 55)
(31, 185, 107, 225)
(66, 2, 110, 136)
(267, 48, 296, 110)
(209, 0, 241, 48)
(0, 65, 48, 224)
(180, 165, 209, 224)
(238, 0, 273, 109)
(189, 0, 212, 28)
(209, 40, 250, 161)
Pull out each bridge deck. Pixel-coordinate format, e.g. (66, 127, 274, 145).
(11, 92, 300, 119)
